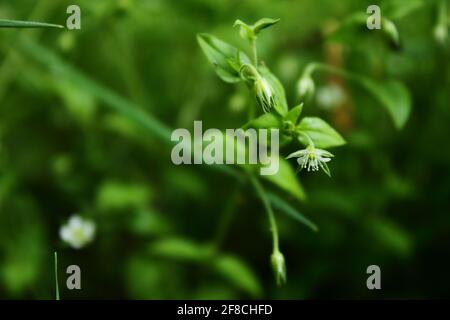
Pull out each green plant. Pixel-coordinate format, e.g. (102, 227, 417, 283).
(197, 18, 348, 284)
(0, 19, 63, 29)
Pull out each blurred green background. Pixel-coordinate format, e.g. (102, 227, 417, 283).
(0, 0, 449, 299)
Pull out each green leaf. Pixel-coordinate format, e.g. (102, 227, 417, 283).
(284, 103, 303, 126)
(242, 112, 282, 130)
(259, 65, 288, 116)
(328, 13, 401, 47)
(149, 238, 213, 262)
(96, 181, 152, 211)
(369, 218, 412, 257)
(382, 18, 400, 46)
(0, 19, 64, 29)
(268, 193, 318, 231)
(383, 0, 425, 20)
(263, 158, 306, 202)
(297, 117, 346, 148)
(253, 18, 280, 34)
(197, 33, 251, 83)
(213, 255, 262, 298)
(360, 79, 411, 129)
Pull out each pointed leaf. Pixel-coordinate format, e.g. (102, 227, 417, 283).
(242, 112, 282, 130)
(197, 33, 250, 83)
(268, 193, 318, 232)
(0, 19, 63, 29)
(297, 117, 346, 148)
(263, 158, 306, 202)
(360, 79, 411, 129)
(253, 18, 280, 34)
(213, 255, 262, 298)
(284, 103, 303, 126)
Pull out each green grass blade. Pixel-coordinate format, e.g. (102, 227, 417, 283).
(16, 37, 173, 143)
(54, 251, 60, 300)
(0, 19, 64, 29)
(268, 193, 319, 232)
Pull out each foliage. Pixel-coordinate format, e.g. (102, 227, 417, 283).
(0, 0, 449, 299)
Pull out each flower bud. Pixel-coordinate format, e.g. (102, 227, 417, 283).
(254, 76, 276, 113)
(434, 24, 448, 45)
(271, 250, 286, 285)
(234, 20, 255, 41)
(297, 73, 315, 101)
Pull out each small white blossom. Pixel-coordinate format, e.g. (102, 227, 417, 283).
(287, 145, 334, 176)
(59, 215, 96, 249)
(316, 84, 346, 111)
(297, 74, 315, 100)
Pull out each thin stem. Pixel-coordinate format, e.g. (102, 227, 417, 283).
(0, 19, 63, 29)
(54, 251, 60, 300)
(298, 131, 315, 147)
(307, 62, 361, 82)
(251, 38, 258, 66)
(250, 175, 279, 252)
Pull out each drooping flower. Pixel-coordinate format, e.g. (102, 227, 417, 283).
(287, 145, 334, 176)
(254, 76, 276, 113)
(297, 73, 315, 101)
(59, 215, 96, 249)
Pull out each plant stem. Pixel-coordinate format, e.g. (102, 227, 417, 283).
(251, 38, 258, 66)
(54, 251, 60, 300)
(307, 62, 363, 83)
(250, 175, 279, 252)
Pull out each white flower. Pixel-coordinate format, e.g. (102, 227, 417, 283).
(297, 74, 315, 100)
(434, 24, 448, 45)
(287, 145, 334, 176)
(59, 215, 96, 249)
(316, 84, 345, 111)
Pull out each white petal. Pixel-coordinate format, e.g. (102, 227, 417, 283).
(68, 215, 83, 229)
(59, 226, 71, 241)
(287, 149, 307, 159)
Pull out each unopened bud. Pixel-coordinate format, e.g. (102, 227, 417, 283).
(254, 76, 276, 113)
(271, 250, 286, 285)
(297, 74, 315, 101)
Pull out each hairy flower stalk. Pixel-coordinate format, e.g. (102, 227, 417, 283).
(287, 144, 334, 176)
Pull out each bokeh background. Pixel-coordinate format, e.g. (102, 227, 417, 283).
(0, 0, 449, 299)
